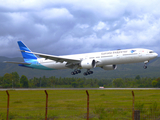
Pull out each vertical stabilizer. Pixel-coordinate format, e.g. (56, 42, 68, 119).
(17, 41, 37, 63)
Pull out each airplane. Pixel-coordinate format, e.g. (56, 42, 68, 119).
(4, 41, 158, 76)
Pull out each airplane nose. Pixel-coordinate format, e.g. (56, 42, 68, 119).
(155, 53, 158, 57)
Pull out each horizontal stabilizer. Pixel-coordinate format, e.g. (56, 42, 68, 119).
(4, 61, 31, 65)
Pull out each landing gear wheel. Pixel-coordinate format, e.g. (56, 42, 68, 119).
(83, 72, 87, 76)
(143, 63, 147, 69)
(78, 70, 81, 73)
(89, 71, 93, 74)
(143, 65, 147, 69)
(71, 72, 75, 75)
(74, 71, 78, 74)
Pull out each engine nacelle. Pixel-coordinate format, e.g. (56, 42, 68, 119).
(101, 65, 117, 70)
(81, 59, 96, 69)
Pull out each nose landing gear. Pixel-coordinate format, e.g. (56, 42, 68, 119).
(143, 61, 149, 69)
(143, 64, 147, 69)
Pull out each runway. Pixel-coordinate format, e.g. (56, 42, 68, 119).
(0, 88, 160, 91)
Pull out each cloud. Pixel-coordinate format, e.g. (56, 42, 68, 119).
(0, 0, 160, 58)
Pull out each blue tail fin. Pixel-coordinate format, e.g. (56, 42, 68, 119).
(17, 41, 37, 63)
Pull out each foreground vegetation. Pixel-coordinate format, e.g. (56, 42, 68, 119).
(0, 90, 160, 120)
(1, 72, 160, 88)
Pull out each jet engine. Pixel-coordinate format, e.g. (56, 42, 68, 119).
(81, 59, 96, 69)
(101, 65, 117, 70)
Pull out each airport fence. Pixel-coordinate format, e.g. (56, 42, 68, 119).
(0, 90, 160, 120)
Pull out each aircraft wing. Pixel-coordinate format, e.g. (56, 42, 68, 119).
(23, 51, 81, 63)
(4, 61, 31, 65)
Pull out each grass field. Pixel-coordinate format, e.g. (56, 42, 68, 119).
(0, 89, 160, 120)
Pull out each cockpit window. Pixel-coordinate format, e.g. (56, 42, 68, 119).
(149, 51, 155, 53)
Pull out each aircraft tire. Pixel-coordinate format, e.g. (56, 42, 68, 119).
(78, 70, 81, 73)
(74, 71, 78, 74)
(88, 71, 93, 74)
(71, 72, 75, 75)
(83, 72, 87, 76)
(143, 65, 147, 69)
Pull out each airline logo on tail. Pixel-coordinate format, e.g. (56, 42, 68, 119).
(17, 41, 38, 64)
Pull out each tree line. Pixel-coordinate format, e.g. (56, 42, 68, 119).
(0, 72, 160, 88)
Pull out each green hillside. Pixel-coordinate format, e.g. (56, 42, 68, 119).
(0, 56, 160, 79)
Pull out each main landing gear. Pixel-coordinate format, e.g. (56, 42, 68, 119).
(71, 69, 94, 76)
(83, 69, 93, 76)
(71, 70, 81, 75)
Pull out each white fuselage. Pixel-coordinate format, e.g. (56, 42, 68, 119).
(37, 48, 158, 70)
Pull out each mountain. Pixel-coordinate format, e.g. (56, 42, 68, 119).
(1, 56, 160, 79)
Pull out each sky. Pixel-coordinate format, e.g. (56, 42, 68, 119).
(0, 0, 160, 58)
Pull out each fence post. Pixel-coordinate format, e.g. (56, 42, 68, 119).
(6, 90, 9, 120)
(132, 91, 135, 120)
(134, 110, 140, 120)
(44, 90, 48, 120)
(86, 90, 89, 120)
